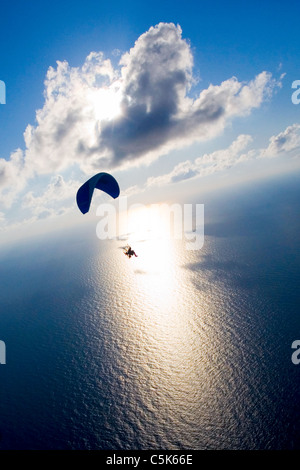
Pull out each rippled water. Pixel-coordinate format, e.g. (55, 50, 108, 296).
(0, 174, 299, 449)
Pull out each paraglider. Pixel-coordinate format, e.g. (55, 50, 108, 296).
(123, 245, 138, 259)
(76, 172, 120, 214)
(76, 174, 139, 259)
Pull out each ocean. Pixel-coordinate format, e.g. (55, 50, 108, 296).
(0, 172, 299, 450)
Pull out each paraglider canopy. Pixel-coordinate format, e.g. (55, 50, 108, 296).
(76, 172, 120, 214)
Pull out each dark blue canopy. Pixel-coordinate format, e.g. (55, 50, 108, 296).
(76, 172, 120, 214)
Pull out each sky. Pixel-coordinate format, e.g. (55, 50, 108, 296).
(1, 0, 300, 243)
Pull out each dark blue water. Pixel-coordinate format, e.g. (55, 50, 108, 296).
(0, 172, 299, 449)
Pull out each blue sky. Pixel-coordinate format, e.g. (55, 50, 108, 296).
(1, 0, 300, 241)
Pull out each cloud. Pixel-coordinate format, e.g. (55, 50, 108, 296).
(98, 26, 278, 168)
(24, 52, 117, 176)
(146, 124, 300, 188)
(112, 48, 121, 57)
(0, 22, 282, 223)
(260, 123, 300, 158)
(0, 149, 32, 208)
(147, 134, 253, 187)
(22, 175, 79, 217)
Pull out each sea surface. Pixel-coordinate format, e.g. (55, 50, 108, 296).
(0, 173, 299, 450)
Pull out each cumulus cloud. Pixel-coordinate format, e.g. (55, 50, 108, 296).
(98, 26, 278, 167)
(24, 52, 117, 176)
(3, 27, 278, 176)
(146, 123, 300, 188)
(22, 175, 79, 217)
(0, 22, 283, 223)
(147, 134, 253, 187)
(260, 123, 300, 158)
(0, 149, 32, 208)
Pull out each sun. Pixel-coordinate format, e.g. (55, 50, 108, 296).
(89, 86, 123, 122)
(120, 204, 177, 274)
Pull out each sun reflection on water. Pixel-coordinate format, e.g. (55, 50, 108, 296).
(122, 205, 181, 312)
(92, 203, 223, 448)
(92, 206, 251, 449)
(115, 206, 203, 386)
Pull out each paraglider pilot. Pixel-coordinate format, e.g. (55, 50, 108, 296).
(124, 246, 138, 259)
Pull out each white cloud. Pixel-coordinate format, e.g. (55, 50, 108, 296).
(98, 27, 278, 167)
(24, 54, 117, 176)
(260, 123, 300, 158)
(0, 149, 32, 208)
(112, 48, 121, 57)
(22, 175, 79, 217)
(0, 22, 283, 224)
(147, 134, 253, 187)
(146, 124, 300, 188)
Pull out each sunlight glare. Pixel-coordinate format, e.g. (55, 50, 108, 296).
(123, 205, 178, 309)
(89, 86, 122, 122)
